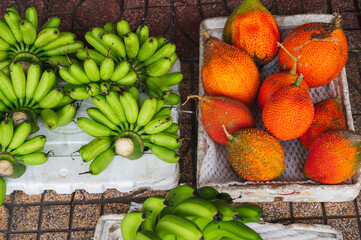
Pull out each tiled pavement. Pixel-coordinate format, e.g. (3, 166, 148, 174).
(0, 0, 360, 239)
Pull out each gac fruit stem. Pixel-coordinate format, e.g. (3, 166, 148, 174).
(292, 74, 303, 87)
(182, 95, 202, 106)
(277, 42, 300, 76)
(203, 30, 211, 40)
(334, 12, 341, 29)
(222, 125, 233, 141)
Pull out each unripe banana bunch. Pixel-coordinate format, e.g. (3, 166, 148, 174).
(76, 87, 182, 175)
(0, 61, 77, 132)
(0, 113, 52, 206)
(120, 185, 264, 240)
(0, 6, 83, 74)
(76, 20, 183, 105)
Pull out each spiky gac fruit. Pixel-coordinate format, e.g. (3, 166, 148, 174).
(278, 15, 348, 88)
(299, 97, 346, 150)
(258, 44, 309, 110)
(186, 95, 255, 146)
(223, 0, 281, 67)
(201, 32, 260, 108)
(224, 127, 285, 182)
(262, 74, 314, 140)
(303, 130, 361, 184)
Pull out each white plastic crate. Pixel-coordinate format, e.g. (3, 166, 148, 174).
(5, 61, 182, 194)
(197, 15, 359, 202)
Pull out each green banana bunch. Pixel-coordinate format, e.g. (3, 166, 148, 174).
(120, 185, 263, 240)
(75, 87, 182, 175)
(0, 6, 83, 73)
(76, 20, 183, 105)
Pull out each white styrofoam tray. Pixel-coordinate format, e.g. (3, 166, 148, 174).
(5, 61, 182, 195)
(93, 202, 343, 240)
(197, 15, 359, 202)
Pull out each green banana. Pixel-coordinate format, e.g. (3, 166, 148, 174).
(32, 69, 57, 103)
(142, 132, 182, 150)
(59, 67, 83, 85)
(123, 32, 140, 60)
(135, 230, 161, 240)
(0, 20, 16, 45)
(163, 123, 179, 134)
(40, 17, 61, 30)
(212, 200, 241, 222)
(84, 50, 101, 82)
(0, 115, 14, 150)
(152, 107, 171, 120)
(77, 117, 117, 137)
(34, 27, 60, 48)
(88, 144, 115, 175)
(4, 9, 23, 43)
(139, 115, 173, 135)
(41, 41, 84, 56)
(145, 57, 172, 77)
(171, 197, 219, 220)
(41, 32, 76, 51)
(136, 24, 149, 45)
(203, 220, 262, 240)
(99, 48, 115, 80)
(100, 32, 126, 59)
(121, 210, 146, 240)
(155, 214, 203, 240)
(39, 88, 64, 109)
(56, 103, 76, 127)
(25, 62, 42, 106)
(40, 108, 59, 130)
(7, 120, 32, 152)
(76, 48, 106, 65)
(25, 6, 38, 29)
(135, 96, 158, 131)
(110, 60, 130, 82)
(17, 152, 49, 165)
(115, 70, 138, 86)
(185, 216, 213, 232)
(87, 107, 121, 132)
(156, 35, 167, 50)
(127, 86, 141, 109)
(105, 91, 127, 125)
(86, 83, 101, 97)
(10, 135, 46, 156)
(69, 85, 91, 99)
(141, 195, 169, 232)
(144, 76, 170, 98)
(79, 137, 113, 162)
(137, 42, 176, 68)
(85, 32, 109, 57)
(19, 19, 37, 46)
(144, 141, 180, 163)
(0, 153, 26, 178)
(136, 37, 158, 63)
(116, 20, 131, 39)
(103, 22, 117, 34)
(0, 177, 5, 206)
(0, 37, 11, 51)
(119, 91, 139, 128)
(92, 95, 122, 126)
(236, 204, 264, 223)
(159, 72, 183, 87)
(9, 61, 26, 106)
(68, 58, 91, 84)
(0, 70, 18, 107)
(164, 92, 181, 106)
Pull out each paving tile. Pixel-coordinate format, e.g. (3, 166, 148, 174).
(353, 115, 361, 132)
(13, 191, 42, 204)
(327, 218, 360, 240)
(9, 233, 37, 240)
(10, 206, 40, 232)
(74, 189, 102, 202)
(70, 230, 94, 240)
(346, 30, 361, 50)
(303, 0, 329, 13)
(259, 201, 291, 222)
(50, 0, 80, 14)
(331, 0, 355, 11)
(293, 218, 325, 224)
(143, 6, 172, 37)
(75, 0, 120, 28)
(43, 190, 72, 203)
(0, 205, 9, 230)
(340, 12, 360, 29)
(103, 202, 130, 215)
(41, 205, 70, 230)
(199, 3, 229, 19)
(324, 201, 357, 216)
(121, 9, 147, 31)
(0, 233, 5, 240)
(292, 202, 323, 218)
(39, 232, 68, 240)
(276, 0, 301, 15)
(71, 204, 101, 229)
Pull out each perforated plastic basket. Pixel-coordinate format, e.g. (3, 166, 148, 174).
(197, 15, 359, 202)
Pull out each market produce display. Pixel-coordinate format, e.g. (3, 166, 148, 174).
(120, 185, 264, 240)
(68, 20, 182, 105)
(0, 114, 50, 205)
(76, 86, 181, 175)
(0, 6, 83, 73)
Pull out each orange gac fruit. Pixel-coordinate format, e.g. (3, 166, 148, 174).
(299, 97, 346, 150)
(201, 32, 260, 109)
(303, 129, 361, 184)
(258, 43, 309, 111)
(278, 15, 348, 88)
(224, 127, 285, 182)
(185, 95, 255, 146)
(223, 0, 281, 67)
(262, 74, 314, 140)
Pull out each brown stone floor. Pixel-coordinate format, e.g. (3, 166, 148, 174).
(0, 0, 361, 239)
